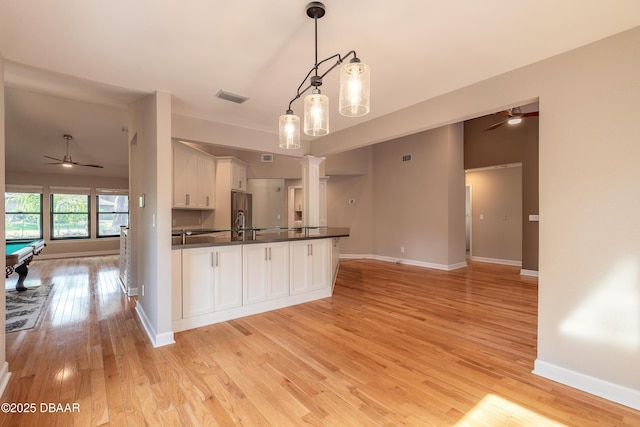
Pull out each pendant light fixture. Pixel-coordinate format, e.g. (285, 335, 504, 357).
(278, 2, 370, 149)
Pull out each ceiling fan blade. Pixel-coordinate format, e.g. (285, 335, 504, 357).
(44, 155, 63, 162)
(484, 120, 507, 131)
(72, 161, 104, 168)
(45, 162, 63, 165)
(522, 112, 539, 117)
(495, 110, 511, 117)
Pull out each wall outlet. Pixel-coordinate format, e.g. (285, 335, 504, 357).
(400, 246, 405, 254)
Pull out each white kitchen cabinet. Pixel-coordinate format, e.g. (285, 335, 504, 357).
(173, 143, 197, 208)
(172, 249, 183, 321)
(172, 142, 216, 209)
(289, 238, 330, 295)
(231, 160, 247, 191)
(243, 241, 289, 305)
(196, 154, 216, 208)
(180, 245, 242, 318)
(213, 245, 243, 311)
(181, 247, 216, 318)
(331, 237, 340, 285)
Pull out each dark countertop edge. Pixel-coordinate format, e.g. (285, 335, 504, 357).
(172, 228, 350, 250)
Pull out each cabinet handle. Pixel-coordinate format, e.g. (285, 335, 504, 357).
(186, 194, 190, 205)
(216, 252, 219, 267)
(210, 252, 214, 267)
(310, 244, 313, 256)
(269, 247, 272, 260)
(265, 248, 268, 261)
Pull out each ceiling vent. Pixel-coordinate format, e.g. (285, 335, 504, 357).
(402, 154, 412, 162)
(261, 154, 274, 163)
(215, 90, 248, 104)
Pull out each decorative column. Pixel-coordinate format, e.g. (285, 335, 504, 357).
(299, 155, 326, 233)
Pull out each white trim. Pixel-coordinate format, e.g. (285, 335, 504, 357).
(135, 304, 176, 348)
(38, 249, 119, 260)
(340, 254, 467, 271)
(533, 359, 640, 411)
(96, 188, 129, 195)
(5, 184, 43, 193)
(49, 186, 91, 195)
(172, 287, 333, 333)
(520, 269, 539, 277)
(0, 361, 11, 399)
(471, 256, 522, 267)
(465, 162, 522, 173)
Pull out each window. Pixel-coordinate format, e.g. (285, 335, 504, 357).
(97, 190, 129, 237)
(5, 188, 43, 240)
(51, 191, 90, 239)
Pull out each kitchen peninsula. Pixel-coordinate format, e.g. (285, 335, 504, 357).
(171, 227, 349, 332)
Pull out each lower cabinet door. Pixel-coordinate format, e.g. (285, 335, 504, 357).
(214, 245, 243, 311)
(310, 238, 330, 291)
(243, 244, 269, 305)
(182, 247, 215, 318)
(289, 240, 312, 295)
(267, 241, 290, 299)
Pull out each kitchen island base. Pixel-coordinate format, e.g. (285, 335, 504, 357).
(172, 232, 346, 333)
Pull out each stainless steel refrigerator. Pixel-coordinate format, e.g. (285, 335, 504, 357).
(231, 191, 252, 230)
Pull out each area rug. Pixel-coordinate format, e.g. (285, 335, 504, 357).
(5, 283, 53, 333)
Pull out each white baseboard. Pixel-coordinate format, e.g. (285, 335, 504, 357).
(470, 256, 522, 267)
(340, 254, 467, 271)
(135, 304, 175, 348)
(0, 361, 11, 399)
(520, 269, 539, 277)
(533, 359, 640, 411)
(38, 250, 119, 260)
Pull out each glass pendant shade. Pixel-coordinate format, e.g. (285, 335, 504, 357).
(339, 61, 370, 117)
(278, 112, 300, 149)
(304, 92, 329, 136)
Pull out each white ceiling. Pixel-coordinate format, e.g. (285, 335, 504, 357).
(1, 1, 639, 178)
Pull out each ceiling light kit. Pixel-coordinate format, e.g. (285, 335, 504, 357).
(278, 2, 371, 149)
(484, 107, 539, 131)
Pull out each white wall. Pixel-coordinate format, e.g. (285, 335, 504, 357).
(0, 54, 9, 397)
(312, 27, 640, 409)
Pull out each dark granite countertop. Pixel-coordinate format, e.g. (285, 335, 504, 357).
(172, 227, 350, 250)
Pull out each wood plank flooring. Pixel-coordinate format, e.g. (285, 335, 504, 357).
(2, 256, 640, 426)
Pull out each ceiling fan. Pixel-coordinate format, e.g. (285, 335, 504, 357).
(484, 107, 539, 131)
(44, 134, 104, 169)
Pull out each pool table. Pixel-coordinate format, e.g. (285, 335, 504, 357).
(6, 239, 46, 292)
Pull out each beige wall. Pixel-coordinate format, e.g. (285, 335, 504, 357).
(372, 124, 466, 268)
(466, 166, 522, 263)
(247, 178, 286, 228)
(6, 171, 128, 258)
(129, 91, 174, 346)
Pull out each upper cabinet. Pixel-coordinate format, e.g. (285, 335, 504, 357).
(173, 142, 216, 209)
(219, 157, 247, 192)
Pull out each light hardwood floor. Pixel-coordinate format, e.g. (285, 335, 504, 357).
(2, 256, 639, 426)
